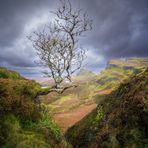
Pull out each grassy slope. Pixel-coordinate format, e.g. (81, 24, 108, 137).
(0, 67, 22, 79)
(65, 68, 148, 148)
(0, 67, 70, 148)
(40, 76, 98, 114)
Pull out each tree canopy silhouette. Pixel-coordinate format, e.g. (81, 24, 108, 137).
(29, 0, 92, 93)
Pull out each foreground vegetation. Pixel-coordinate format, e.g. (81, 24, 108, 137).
(0, 67, 70, 148)
(66, 68, 148, 148)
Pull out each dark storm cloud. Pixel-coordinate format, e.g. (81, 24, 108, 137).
(0, 0, 54, 46)
(0, 47, 35, 67)
(0, 0, 148, 77)
(76, 0, 148, 59)
(0, 0, 55, 70)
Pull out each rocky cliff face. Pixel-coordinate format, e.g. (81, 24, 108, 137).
(95, 58, 148, 92)
(107, 58, 148, 72)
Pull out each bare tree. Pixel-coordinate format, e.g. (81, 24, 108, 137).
(29, 0, 92, 93)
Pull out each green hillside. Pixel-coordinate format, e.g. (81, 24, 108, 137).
(0, 67, 22, 79)
(95, 58, 148, 91)
(65, 68, 148, 148)
(76, 69, 95, 77)
(0, 67, 70, 148)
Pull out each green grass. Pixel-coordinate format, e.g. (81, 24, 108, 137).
(23, 112, 62, 141)
(55, 95, 72, 105)
(0, 67, 22, 79)
(0, 114, 50, 148)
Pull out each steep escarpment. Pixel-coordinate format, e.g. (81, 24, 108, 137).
(66, 68, 148, 148)
(107, 58, 148, 70)
(95, 58, 148, 91)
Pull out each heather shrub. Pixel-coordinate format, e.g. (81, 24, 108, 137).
(0, 78, 42, 121)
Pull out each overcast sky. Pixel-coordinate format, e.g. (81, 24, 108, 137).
(0, 0, 148, 78)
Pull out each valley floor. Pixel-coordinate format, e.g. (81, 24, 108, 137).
(53, 103, 97, 133)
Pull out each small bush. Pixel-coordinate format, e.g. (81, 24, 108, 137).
(0, 67, 22, 79)
(0, 68, 70, 148)
(0, 78, 42, 121)
(0, 114, 50, 148)
(23, 112, 62, 142)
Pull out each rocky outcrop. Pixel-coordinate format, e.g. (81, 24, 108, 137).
(107, 58, 148, 70)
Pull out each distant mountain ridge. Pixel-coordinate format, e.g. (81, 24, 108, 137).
(107, 58, 148, 70)
(95, 58, 148, 91)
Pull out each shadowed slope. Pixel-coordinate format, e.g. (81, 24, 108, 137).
(66, 68, 148, 148)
